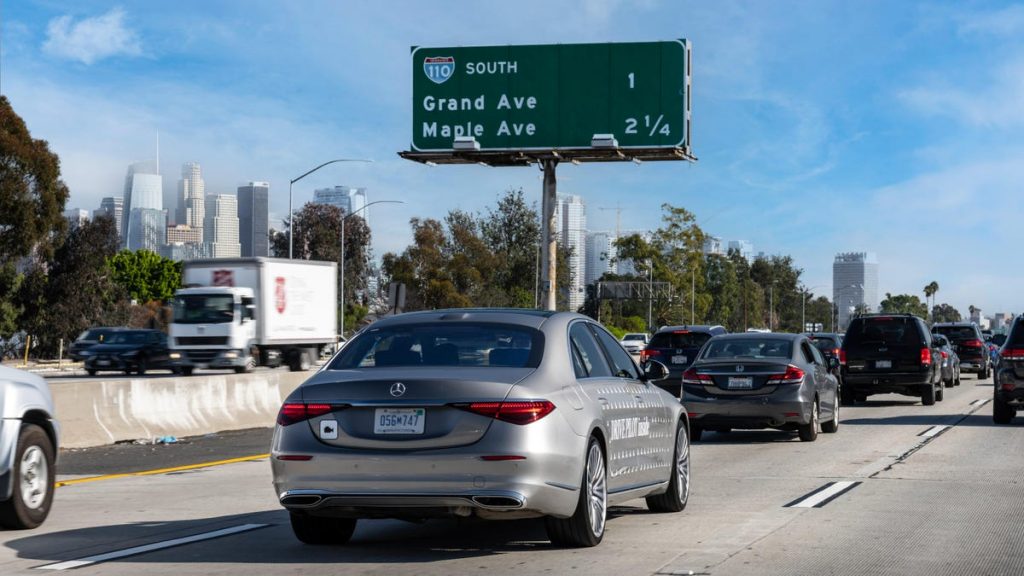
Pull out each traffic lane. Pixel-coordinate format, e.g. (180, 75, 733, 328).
(689, 371, 991, 480)
(42, 364, 291, 383)
(660, 401, 1024, 575)
(1, 378, 996, 575)
(58, 428, 273, 476)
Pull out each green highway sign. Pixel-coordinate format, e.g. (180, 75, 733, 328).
(411, 40, 691, 152)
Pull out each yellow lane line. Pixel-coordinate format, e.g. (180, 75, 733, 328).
(56, 453, 270, 488)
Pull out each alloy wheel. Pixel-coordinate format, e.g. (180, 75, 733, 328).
(675, 427, 691, 502)
(586, 442, 607, 538)
(19, 445, 48, 509)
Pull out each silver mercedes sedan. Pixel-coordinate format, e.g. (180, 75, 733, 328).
(271, 309, 691, 547)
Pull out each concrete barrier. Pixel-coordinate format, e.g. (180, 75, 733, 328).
(50, 371, 312, 448)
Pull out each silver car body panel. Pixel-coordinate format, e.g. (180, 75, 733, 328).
(271, 309, 686, 521)
(0, 365, 58, 500)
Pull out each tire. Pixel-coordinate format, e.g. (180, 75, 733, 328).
(821, 393, 840, 434)
(798, 399, 819, 442)
(234, 354, 257, 374)
(288, 350, 311, 372)
(86, 369, 97, 376)
(944, 374, 954, 388)
(0, 424, 56, 530)
(646, 421, 690, 513)
(993, 397, 1014, 424)
(136, 356, 148, 375)
(689, 424, 704, 442)
(954, 370, 961, 386)
(840, 384, 856, 406)
(921, 383, 936, 406)
(546, 437, 607, 547)
(179, 366, 194, 376)
(289, 513, 357, 545)
(936, 384, 944, 402)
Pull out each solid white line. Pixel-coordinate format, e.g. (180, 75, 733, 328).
(920, 425, 948, 438)
(35, 523, 268, 571)
(971, 398, 990, 407)
(788, 481, 858, 508)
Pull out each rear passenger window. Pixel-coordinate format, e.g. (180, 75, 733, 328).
(569, 323, 613, 378)
(591, 325, 641, 380)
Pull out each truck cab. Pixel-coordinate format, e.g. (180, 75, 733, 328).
(169, 287, 268, 374)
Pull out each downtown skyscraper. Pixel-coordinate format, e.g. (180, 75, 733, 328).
(177, 162, 206, 241)
(554, 194, 587, 312)
(121, 161, 165, 251)
(237, 181, 269, 257)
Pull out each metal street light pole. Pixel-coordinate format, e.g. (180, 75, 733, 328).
(288, 158, 372, 260)
(801, 284, 826, 332)
(340, 200, 403, 337)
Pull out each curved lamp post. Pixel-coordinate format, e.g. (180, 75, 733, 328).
(340, 200, 404, 336)
(288, 158, 372, 259)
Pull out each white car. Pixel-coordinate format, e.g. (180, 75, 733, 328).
(0, 365, 58, 529)
(619, 333, 649, 355)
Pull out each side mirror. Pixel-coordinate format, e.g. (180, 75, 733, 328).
(642, 359, 669, 382)
(828, 356, 840, 371)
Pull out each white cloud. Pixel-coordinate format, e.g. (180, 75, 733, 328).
(956, 4, 1024, 37)
(899, 56, 1024, 129)
(42, 8, 142, 65)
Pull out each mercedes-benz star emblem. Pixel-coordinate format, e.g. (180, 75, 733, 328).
(389, 382, 407, 397)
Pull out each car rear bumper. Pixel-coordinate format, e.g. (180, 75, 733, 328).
(843, 372, 932, 395)
(959, 361, 987, 373)
(684, 385, 812, 428)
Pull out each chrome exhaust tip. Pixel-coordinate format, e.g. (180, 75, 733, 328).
(471, 495, 524, 509)
(281, 494, 323, 507)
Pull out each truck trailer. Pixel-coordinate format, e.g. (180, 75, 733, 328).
(169, 258, 337, 374)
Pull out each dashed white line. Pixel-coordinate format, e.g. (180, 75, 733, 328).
(785, 481, 861, 508)
(919, 425, 948, 438)
(35, 523, 268, 570)
(971, 398, 990, 407)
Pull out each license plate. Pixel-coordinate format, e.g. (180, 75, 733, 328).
(672, 355, 688, 364)
(97, 359, 110, 366)
(876, 360, 892, 369)
(728, 376, 753, 389)
(373, 408, 425, 435)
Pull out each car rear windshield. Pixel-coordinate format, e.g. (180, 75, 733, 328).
(327, 323, 543, 369)
(933, 325, 978, 342)
(649, 331, 712, 349)
(809, 337, 838, 352)
(700, 338, 793, 360)
(1007, 325, 1024, 347)
(845, 317, 923, 347)
(79, 328, 112, 342)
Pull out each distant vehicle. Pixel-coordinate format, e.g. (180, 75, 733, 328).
(0, 365, 58, 529)
(994, 317, 1024, 424)
(805, 332, 845, 383)
(683, 332, 840, 442)
(840, 314, 944, 405)
(931, 333, 962, 387)
(642, 325, 728, 396)
(67, 327, 125, 362)
(932, 322, 991, 379)
(272, 309, 690, 548)
(618, 332, 649, 355)
(83, 329, 173, 376)
(170, 258, 338, 375)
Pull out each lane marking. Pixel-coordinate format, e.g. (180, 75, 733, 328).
(785, 481, 861, 508)
(56, 454, 269, 488)
(971, 398, 990, 407)
(919, 425, 948, 438)
(35, 523, 269, 570)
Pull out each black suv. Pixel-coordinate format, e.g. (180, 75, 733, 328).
(994, 317, 1024, 424)
(932, 322, 991, 379)
(840, 314, 944, 405)
(642, 325, 727, 396)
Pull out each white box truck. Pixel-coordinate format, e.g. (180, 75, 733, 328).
(169, 258, 337, 374)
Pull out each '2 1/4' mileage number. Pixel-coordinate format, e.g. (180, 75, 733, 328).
(624, 72, 670, 137)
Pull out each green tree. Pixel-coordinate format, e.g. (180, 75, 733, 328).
(0, 263, 23, 339)
(481, 188, 541, 308)
(0, 96, 69, 265)
(879, 292, 928, 318)
(108, 249, 182, 303)
(932, 303, 962, 323)
(924, 281, 939, 320)
(704, 253, 739, 327)
(18, 215, 130, 356)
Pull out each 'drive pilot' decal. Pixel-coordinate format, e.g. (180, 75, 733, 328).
(609, 417, 651, 441)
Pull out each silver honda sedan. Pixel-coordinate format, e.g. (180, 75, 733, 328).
(271, 309, 691, 547)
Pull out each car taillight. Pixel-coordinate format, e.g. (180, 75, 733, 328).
(941, 351, 948, 359)
(964, 339, 983, 348)
(454, 401, 555, 425)
(682, 367, 713, 385)
(920, 348, 932, 365)
(277, 402, 337, 426)
(839, 349, 847, 365)
(767, 365, 805, 385)
(833, 347, 840, 358)
(640, 349, 661, 361)
(1001, 348, 1024, 361)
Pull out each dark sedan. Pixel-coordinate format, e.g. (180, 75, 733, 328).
(84, 329, 173, 376)
(931, 333, 961, 387)
(683, 333, 840, 442)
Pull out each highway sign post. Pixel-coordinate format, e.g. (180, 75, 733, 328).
(400, 40, 695, 311)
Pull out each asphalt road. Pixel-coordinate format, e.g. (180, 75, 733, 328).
(3, 373, 1022, 575)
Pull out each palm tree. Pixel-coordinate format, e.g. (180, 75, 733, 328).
(924, 281, 939, 321)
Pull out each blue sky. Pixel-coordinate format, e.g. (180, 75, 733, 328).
(2, 1, 1021, 315)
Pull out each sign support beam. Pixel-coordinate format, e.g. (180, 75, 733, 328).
(541, 159, 558, 311)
